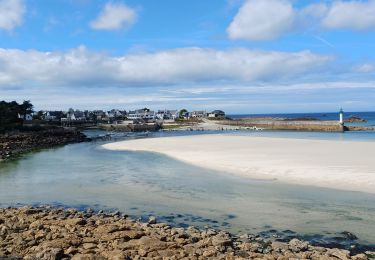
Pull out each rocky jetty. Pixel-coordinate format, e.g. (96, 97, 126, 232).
(0, 128, 88, 161)
(345, 117, 367, 123)
(1, 207, 373, 259)
(220, 118, 345, 132)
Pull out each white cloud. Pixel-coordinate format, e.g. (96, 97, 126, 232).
(0, 0, 25, 31)
(299, 3, 328, 19)
(227, 0, 295, 41)
(90, 2, 137, 30)
(228, 0, 375, 41)
(322, 0, 375, 30)
(163, 81, 375, 97)
(3, 80, 375, 112)
(0, 46, 332, 87)
(354, 63, 375, 73)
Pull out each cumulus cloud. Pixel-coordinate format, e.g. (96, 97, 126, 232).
(322, 0, 375, 30)
(0, 46, 332, 88)
(227, 0, 295, 41)
(90, 2, 137, 30)
(0, 0, 25, 31)
(228, 0, 375, 41)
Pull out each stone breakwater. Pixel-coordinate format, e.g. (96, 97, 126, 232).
(219, 118, 375, 132)
(0, 129, 88, 161)
(1, 207, 374, 260)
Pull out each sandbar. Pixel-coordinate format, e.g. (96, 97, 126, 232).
(103, 135, 375, 193)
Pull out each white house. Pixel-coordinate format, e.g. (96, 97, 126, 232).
(155, 110, 179, 120)
(67, 112, 76, 120)
(128, 109, 155, 120)
(43, 112, 56, 121)
(18, 113, 33, 121)
(61, 109, 86, 121)
(208, 110, 225, 118)
(108, 109, 124, 119)
(191, 111, 206, 118)
(42, 111, 62, 121)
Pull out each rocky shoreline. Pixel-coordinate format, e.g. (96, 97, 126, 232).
(0, 128, 89, 161)
(1, 207, 374, 259)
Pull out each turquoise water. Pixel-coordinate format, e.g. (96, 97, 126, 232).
(0, 130, 375, 250)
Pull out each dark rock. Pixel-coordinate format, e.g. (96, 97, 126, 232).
(75, 219, 87, 226)
(341, 231, 358, 240)
(0, 129, 89, 161)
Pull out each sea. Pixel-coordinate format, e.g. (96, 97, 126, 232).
(0, 112, 375, 251)
(228, 111, 375, 142)
(229, 111, 375, 127)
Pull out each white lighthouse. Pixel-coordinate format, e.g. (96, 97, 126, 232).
(339, 108, 344, 125)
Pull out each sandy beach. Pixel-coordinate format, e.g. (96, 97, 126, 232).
(103, 135, 375, 193)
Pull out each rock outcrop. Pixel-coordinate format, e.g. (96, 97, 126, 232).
(0, 206, 373, 259)
(345, 117, 367, 123)
(0, 128, 88, 161)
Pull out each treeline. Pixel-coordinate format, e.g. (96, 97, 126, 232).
(0, 100, 33, 133)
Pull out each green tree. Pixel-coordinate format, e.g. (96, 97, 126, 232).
(179, 109, 188, 118)
(0, 100, 34, 132)
(20, 100, 33, 117)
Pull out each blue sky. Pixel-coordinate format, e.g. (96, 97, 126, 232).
(1, 0, 375, 113)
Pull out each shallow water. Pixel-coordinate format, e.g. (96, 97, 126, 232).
(0, 130, 375, 250)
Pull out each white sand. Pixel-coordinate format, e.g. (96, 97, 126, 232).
(103, 135, 375, 193)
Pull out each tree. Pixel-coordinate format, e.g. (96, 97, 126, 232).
(179, 109, 188, 118)
(20, 100, 33, 117)
(33, 110, 44, 120)
(0, 100, 33, 132)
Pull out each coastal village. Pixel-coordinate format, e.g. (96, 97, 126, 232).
(6, 99, 373, 163)
(17, 106, 374, 133)
(20, 108, 226, 126)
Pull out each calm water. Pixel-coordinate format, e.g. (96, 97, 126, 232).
(0, 130, 375, 250)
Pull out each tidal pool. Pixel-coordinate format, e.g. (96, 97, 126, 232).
(0, 131, 374, 250)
